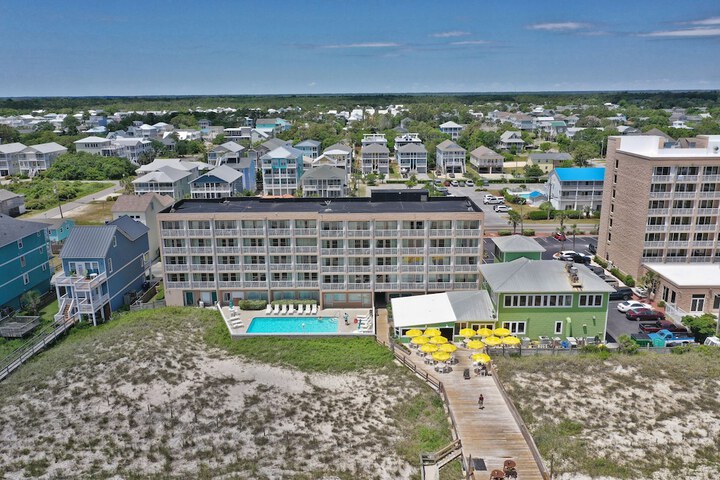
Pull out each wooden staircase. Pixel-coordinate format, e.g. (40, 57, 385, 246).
(421, 439, 463, 480)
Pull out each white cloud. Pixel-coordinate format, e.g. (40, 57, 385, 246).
(640, 27, 720, 38)
(431, 31, 471, 38)
(320, 42, 401, 49)
(450, 40, 490, 45)
(686, 16, 720, 26)
(527, 22, 590, 31)
(308, 82, 317, 87)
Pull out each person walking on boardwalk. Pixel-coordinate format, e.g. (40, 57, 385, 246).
(478, 393, 484, 409)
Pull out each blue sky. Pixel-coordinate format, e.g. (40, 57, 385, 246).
(1, 0, 719, 96)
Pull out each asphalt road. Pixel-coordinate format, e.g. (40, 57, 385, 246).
(28, 181, 122, 220)
(606, 300, 646, 343)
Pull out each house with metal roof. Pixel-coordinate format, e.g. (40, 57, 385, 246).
(38, 218, 75, 244)
(480, 258, 614, 340)
(18, 142, 67, 176)
(527, 152, 573, 173)
(436, 140, 466, 175)
(0, 143, 28, 176)
(208, 141, 245, 167)
(111, 193, 174, 260)
(132, 166, 194, 200)
(191, 165, 244, 199)
(322, 143, 353, 170)
(54, 216, 149, 325)
(490, 235, 546, 263)
(498, 131, 525, 152)
(299, 164, 347, 198)
(260, 145, 305, 196)
(0, 215, 52, 311)
(361, 143, 390, 175)
(439, 121, 465, 140)
(547, 167, 605, 211)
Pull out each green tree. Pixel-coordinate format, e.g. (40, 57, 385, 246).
(406, 175, 418, 189)
(21, 290, 42, 316)
(640, 270, 660, 298)
(44, 152, 136, 180)
(62, 116, 80, 135)
(539, 142, 552, 152)
(507, 209, 522, 234)
(523, 164, 544, 180)
(569, 223, 580, 251)
(169, 114, 199, 129)
(212, 133, 227, 145)
(0, 124, 21, 143)
(682, 314, 717, 343)
(571, 142, 598, 167)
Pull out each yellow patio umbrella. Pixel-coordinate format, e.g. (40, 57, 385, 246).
(406, 329, 423, 338)
(458, 328, 477, 337)
(423, 328, 442, 337)
(466, 340, 486, 350)
(477, 327, 494, 337)
(431, 351, 452, 362)
(493, 327, 512, 337)
(484, 336, 503, 346)
(472, 353, 492, 364)
(411, 336, 430, 345)
(420, 344, 439, 353)
(429, 335, 449, 345)
(438, 343, 457, 353)
(502, 336, 521, 346)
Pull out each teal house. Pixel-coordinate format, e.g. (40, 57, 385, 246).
(490, 235, 545, 263)
(0, 214, 52, 311)
(479, 258, 614, 339)
(40, 218, 76, 243)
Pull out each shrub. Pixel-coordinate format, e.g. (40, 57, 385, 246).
(618, 334, 639, 354)
(522, 229, 535, 236)
(594, 256, 608, 269)
(682, 313, 717, 343)
(528, 210, 554, 220)
(236, 300, 267, 310)
(658, 300, 666, 308)
(498, 230, 513, 236)
(625, 276, 635, 287)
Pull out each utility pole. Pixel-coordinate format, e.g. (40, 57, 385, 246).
(53, 184, 64, 219)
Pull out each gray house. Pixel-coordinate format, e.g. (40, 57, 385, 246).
(0, 189, 25, 216)
(300, 165, 347, 197)
(470, 146, 503, 174)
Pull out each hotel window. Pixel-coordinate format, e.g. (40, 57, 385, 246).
(243, 238, 264, 247)
(245, 272, 266, 281)
(242, 220, 264, 229)
(502, 321, 527, 335)
(675, 183, 696, 193)
(673, 200, 693, 209)
(554, 321, 564, 335)
(691, 295, 705, 312)
(295, 219, 317, 229)
(676, 166, 698, 176)
(654, 166, 670, 176)
(668, 233, 688, 242)
(670, 217, 690, 226)
(214, 220, 236, 229)
(221, 273, 239, 282)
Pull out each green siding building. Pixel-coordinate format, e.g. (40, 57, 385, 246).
(0, 214, 52, 311)
(491, 235, 545, 263)
(480, 258, 614, 339)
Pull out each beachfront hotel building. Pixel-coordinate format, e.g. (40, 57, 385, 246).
(157, 190, 484, 309)
(598, 135, 720, 318)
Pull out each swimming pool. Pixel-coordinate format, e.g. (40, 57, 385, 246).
(247, 316, 338, 334)
(517, 191, 544, 199)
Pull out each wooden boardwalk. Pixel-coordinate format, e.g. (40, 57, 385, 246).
(399, 346, 546, 480)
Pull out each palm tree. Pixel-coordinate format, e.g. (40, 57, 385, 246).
(20, 290, 42, 316)
(507, 210, 522, 234)
(569, 223, 580, 251)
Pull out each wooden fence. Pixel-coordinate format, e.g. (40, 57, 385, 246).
(129, 300, 166, 312)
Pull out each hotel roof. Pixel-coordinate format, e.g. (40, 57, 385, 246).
(162, 190, 483, 215)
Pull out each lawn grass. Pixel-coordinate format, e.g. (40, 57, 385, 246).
(205, 314, 394, 373)
(16, 181, 113, 216)
(68, 200, 115, 225)
(0, 299, 58, 359)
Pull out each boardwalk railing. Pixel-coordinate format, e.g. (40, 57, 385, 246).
(129, 300, 166, 311)
(489, 363, 551, 480)
(0, 317, 76, 383)
(377, 338, 469, 476)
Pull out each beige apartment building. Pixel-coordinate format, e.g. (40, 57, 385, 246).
(157, 190, 484, 309)
(598, 134, 720, 317)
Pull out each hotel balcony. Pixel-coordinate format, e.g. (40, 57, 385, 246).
(216, 246, 241, 254)
(189, 264, 215, 271)
(187, 229, 212, 237)
(166, 281, 191, 289)
(165, 264, 189, 272)
(161, 229, 186, 237)
(163, 246, 188, 254)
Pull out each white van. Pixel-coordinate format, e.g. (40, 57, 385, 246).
(704, 336, 720, 346)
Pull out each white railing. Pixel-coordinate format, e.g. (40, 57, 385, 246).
(216, 264, 241, 271)
(54, 272, 107, 291)
(399, 229, 426, 237)
(645, 225, 668, 232)
(428, 247, 452, 254)
(321, 265, 346, 273)
(400, 265, 425, 272)
(163, 247, 187, 254)
(429, 229, 453, 237)
(215, 246, 241, 254)
(320, 230, 345, 238)
(189, 246, 213, 254)
(165, 281, 191, 289)
(293, 228, 317, 236)
(186, 229, 212, 236)
(161, 229, 186, 237)
(192, 281, 216, 288)
(189, 264, 215, 271)
(295, 246, 318, 253)
(165, 264, 189, 272)
(218, 281, 243, 288)
(240, 228, 265, 236)
(375, 265, 398, 272)
(214, 229, 239, 236)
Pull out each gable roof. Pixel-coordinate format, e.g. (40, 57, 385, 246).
(642, 128, 675, 142)
(479, 258, 614, 293)
(261, 138, 292, 150)
(391, 290, 495, 328)
(361, 143, 389, 154)
(111, 193, 174, 213)
(295, 139, 321, 148)
(133, 166, 192, 184)
(553, 167, 605, 182)
(439, 121, 463, 129)
(470, 146, 502, 159)
(262, 145, 303, 160)
(528, 152, 572, 162)
(491, 235, 546, 253)
(397, 143, 427, 153)
(110, 215, 149, 241)
(60, 216, 148, 259)
(74, 136, 110, 144)
(436, 139, 465, 152)
(0, 214, 47, 248)
(136, 158, 208, 174)
(24, 142, 67, 154)
(301, 165, 346, 181)
(0, 142, 27, 154)
(324, 143, 352, 154)
(216, 141, 245, 153)
(0, 189, 23, 201)
(192, 165, 243, 184)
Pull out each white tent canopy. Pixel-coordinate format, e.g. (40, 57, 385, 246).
(391, 291, 495, 329)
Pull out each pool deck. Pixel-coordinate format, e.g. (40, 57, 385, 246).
(219, 306, 375, 337)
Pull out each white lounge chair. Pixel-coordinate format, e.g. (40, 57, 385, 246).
(280, 304, 288, 315)
(288, 304, 296, 314)
(311, 304, 318, 315)
(265, 304, 272, 314)
(273, 304, 280, 315)
(231, 320, 244, 328)
(303, 304, 311, 314)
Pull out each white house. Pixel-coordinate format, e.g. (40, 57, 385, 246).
(361, 143, 390, 175)
(208, 141, 245, 167)
(439, 121, 465, 140)
(396, 143, 428, 174)
(436, 140, 466, 175)
(132, 166, 193, 200)
(18, 142, 67, 176)
(74, 136, 113, 156)
(261, 145, 305, 196)
(190, 165, 244, 199)
(300, 165, 347, 198)
(498, 131, 525, 152)
(0, 143, 26, 176)
(470, 146, 503, 174)
(547, 167, 605, 211)
(322, 143, 353, 170)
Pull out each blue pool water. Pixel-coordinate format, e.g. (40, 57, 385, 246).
(517, 191, 544, 199)
(247, 316, 338, 334)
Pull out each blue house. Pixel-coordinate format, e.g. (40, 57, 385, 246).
(40, 218, 76, 243)
(294, 139, 321, 159)
(0, 215, 52, 311)
(54, 216, 149, 325)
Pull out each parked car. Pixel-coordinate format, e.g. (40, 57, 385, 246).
(553, 250, 576, 259)
(632, 286, 649, 298)
(639, 321, 688, 334)
(465, 180, 475, 187)
(647, 329, 695, 347)
(483, 196, 504, 205)
(617, 300, 652, 313)
(626, 308, 666, 321)
(444, 181, 451, 186)
(586, 264, 605, 276)
(450, 180, 459, 187)
(553, 232, 567, 241)
(458, 181, 466, 187)
(588, 243, 597, 254)
(448, 173, 456, 178)
(494, 205, 511, 213)
(559, 252, 592, 264)
(434, 179, 442, 185)
(609, 286, 633, 301)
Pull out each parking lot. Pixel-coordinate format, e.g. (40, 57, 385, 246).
(483, 235, 597, 262)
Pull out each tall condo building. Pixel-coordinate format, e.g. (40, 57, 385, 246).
(157, 190, 484, 309)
